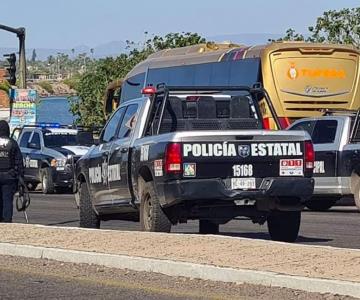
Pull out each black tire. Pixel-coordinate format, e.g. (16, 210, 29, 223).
(79, 182, 100, 229)
(41, 168, 55, 194)
(199, 220, 219, 234)
(267, 211, 301, 243)
(140, 180, 171, 233)
(27, 183, 38, 192)
(305, 198, 337, 211)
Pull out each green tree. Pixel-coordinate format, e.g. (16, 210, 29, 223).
(150, 32, 206, 50)
(279, 7, 360, 46)
(277, 28, 305, 42)
(31, 49, 37, 62)
(47, 55, 56, 65)
(307, 8, 360, 46)
(71, 32, 207, 126)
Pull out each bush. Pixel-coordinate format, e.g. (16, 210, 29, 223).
(38, 81, 54, 94)
(0, 80, 11, 93)
(63, 76, 80, 90)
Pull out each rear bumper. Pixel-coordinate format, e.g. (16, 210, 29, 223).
(159, 177, 314, 211)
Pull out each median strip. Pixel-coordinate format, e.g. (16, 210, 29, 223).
(0, 223, 360, 297)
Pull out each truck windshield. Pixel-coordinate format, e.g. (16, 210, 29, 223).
(147, 92, 262, 135)
(44, 133, 78, 147)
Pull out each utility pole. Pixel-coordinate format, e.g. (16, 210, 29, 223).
(0, 24, 27, 89)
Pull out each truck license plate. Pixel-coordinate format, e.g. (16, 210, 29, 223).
(231, 178, 256, 190)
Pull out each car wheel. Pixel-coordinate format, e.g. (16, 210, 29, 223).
(41, 168, 55, 194)
(267, 211, 301, 243)
(199, 220, 219, 234)
(140, 181, 171, 233)
(305, 198, 337, 211)
(27, 183, 38, 192)
(79, 182, 100, 229)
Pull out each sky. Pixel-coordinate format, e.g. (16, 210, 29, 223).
(0, 0, 359, 49)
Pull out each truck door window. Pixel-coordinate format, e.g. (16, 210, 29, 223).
(117, 104, 138, 139)
(290, 121, 316, 137)
(312, 120, 337, 144)
(19, 132, 32, 148)
(101, 107, 126, 143)
(30, 132, 41, 148)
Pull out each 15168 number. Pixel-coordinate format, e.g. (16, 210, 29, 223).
(232, 164, 253, 177)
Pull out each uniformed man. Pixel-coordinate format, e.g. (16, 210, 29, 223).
(0, 120, 24, 223)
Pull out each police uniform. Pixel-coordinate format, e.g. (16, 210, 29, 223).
(0, 121, 24, 223)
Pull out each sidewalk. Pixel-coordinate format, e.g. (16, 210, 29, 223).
(0, 223, 360, 297)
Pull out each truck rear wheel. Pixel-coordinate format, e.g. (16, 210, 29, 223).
(199, 220, 219, 234)
(140, 181, 171, 233)
(305, 198, 336, 211)
(41, 168, 55, 194)
(79, 182, 100, 229)
(267, 211, 301, 243)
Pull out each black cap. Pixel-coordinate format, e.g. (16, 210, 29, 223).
(0, 120, 10, 138)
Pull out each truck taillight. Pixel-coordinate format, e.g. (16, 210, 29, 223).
(262, 117, 291, 130)
(305, 141, 314, 169)
(165, 143, 182, 174)
(262, 117, 270, 129)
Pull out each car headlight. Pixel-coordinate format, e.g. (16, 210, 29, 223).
(51, 158, 67, 168)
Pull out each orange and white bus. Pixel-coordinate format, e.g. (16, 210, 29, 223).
(105, 42, 360, 128)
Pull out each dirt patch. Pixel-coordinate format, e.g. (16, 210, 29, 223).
(1, 223, 360, 283)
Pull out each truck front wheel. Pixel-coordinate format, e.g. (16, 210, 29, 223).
(79, 182, 100, 229)
(267, 211, 301, 242)
(140, 181, 171, 233)
(41, 168, 55, 194)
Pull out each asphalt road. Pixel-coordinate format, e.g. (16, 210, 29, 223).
(0, 256, 355, 300)
(12, 192, 360, 249)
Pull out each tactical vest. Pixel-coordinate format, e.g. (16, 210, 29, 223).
(0, 137, 15, 172)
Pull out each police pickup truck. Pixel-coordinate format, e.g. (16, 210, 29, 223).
(14, 124, 94, 194)
(289, 110, 360, 211)
(75, 85, 314, 242)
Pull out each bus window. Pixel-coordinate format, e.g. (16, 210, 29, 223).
(120, 73, 145, 102)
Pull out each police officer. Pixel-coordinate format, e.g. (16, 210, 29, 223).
(0, 120, 23, 223)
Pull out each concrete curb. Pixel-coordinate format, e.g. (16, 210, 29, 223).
(0, 242, 359, 298)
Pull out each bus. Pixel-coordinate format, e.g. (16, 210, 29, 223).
(104, 42, 360, 128)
